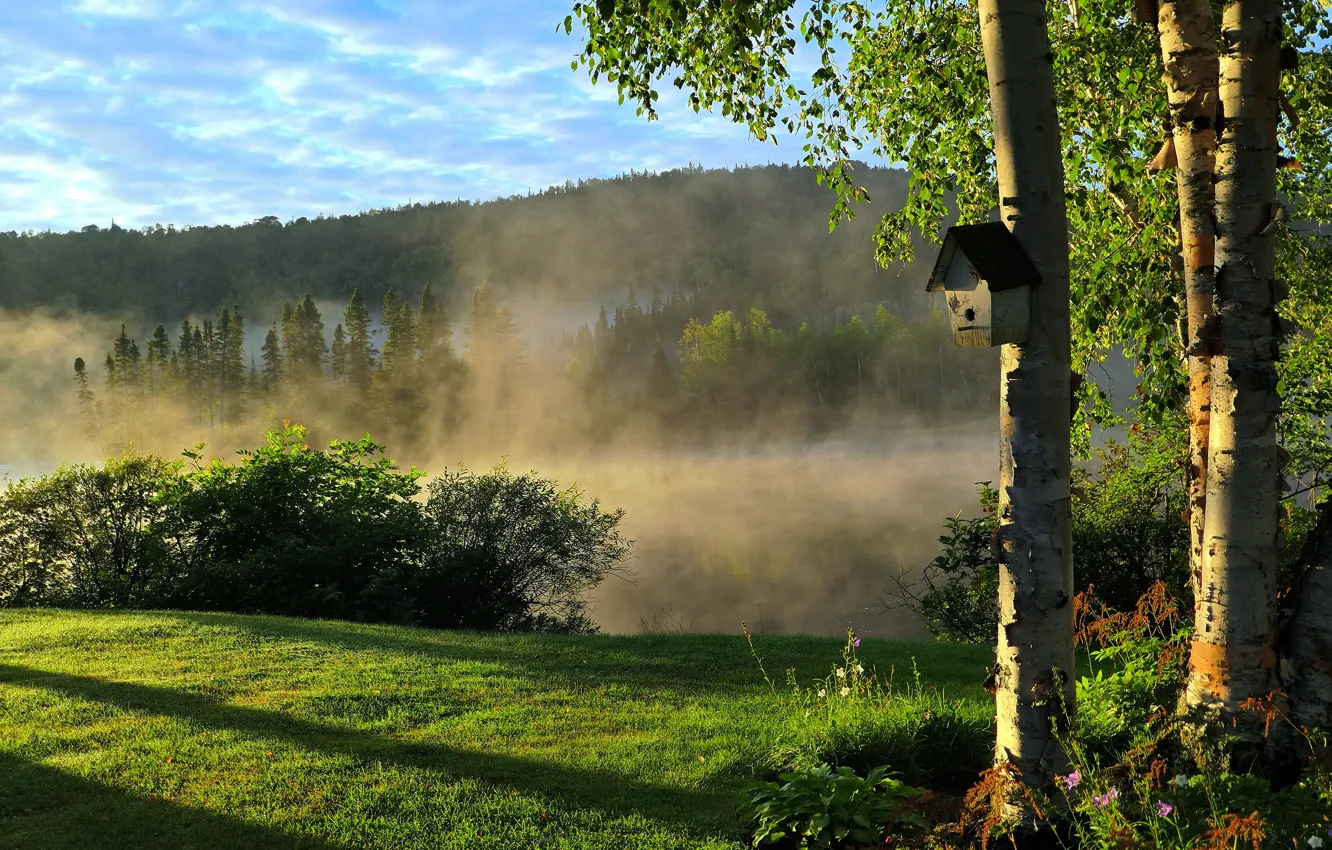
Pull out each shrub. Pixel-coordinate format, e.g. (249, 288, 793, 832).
(161, 425, 426, 622)
(0, 453, 180, 608)
(739, 764, 926, 849)
(413, 462, 632, 632)
(1, 426, 633, 634)
(890, 423, 1189, 643)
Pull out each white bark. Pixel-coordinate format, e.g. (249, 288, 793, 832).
(978, 0, 1075, 788)
(1155, 0, 1218, 606)
(1185, 0, 1282, 720)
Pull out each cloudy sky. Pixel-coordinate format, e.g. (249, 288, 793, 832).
(0, 1, 813, 234)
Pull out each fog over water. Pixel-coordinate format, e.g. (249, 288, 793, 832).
(1, 304, 1002, 638)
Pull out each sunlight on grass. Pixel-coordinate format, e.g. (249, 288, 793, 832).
(0, 610, 992, 849)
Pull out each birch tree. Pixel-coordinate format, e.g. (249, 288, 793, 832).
(976, 0, 1075, 786)
(1182, 0, 1284, 726)
(568, 0, 1073, 787)
(1150, 0, 1218, 606)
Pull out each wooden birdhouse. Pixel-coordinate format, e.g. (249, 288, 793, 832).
(926, 222, 1041, 347)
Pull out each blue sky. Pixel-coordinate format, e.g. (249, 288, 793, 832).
(0, 1, 809, 233)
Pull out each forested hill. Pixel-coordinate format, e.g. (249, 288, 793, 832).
(0, 164, 919, 325)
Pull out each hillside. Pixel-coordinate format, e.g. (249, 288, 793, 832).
(0, 165, 924, 327)
(0, 610, 991, 850)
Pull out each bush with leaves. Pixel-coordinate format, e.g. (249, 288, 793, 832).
(0, 454, 180, 609)
(740, 763, 926, 849)
(890, 423, 1189, 643)
(160, 424, 426, 622)
(413, 462, 632, 633)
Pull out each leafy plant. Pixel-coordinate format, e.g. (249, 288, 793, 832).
(0, 453, 181, 609)
(413, 461, 633, 633)
(739, 763, 925, 849)
(160, 424, 425, 622)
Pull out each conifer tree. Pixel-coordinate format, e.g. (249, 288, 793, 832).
(331, 324, 348, 382)
(417, 281, 456, 383)
(342, 288, 376, 398)
(261, 322, 283, 393)
(146, 324, 171, 395)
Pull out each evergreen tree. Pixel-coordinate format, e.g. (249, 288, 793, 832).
(331, 324, 348, 382)
(417, 281, 456, 380)
(261, 322, 283, 392)
(146, 324, 171, 395)
(342, 288, 376, 398)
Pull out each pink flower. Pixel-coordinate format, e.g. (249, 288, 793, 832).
(1091, 788, 1118, 807)
(1059, 771, 1081, 789)
(1155, 801, 1173, 817)
(852, 637, 861, 647)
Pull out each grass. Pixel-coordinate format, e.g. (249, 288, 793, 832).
(0, 610, 993, 849)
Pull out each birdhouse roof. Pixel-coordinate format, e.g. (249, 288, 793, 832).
(925, 222, 1043, 293)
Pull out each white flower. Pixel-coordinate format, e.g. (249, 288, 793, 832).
(817, 689, 827, 698)
(1309, 838, 1323, 849)
(835, 667, 846, 679)
(854, 664, 864, 674)
(1172, 775, 1189, 788)
(840, 687, 850, 697)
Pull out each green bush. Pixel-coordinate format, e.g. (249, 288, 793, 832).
(161, 425, 425, 622)
(739, 764, 925, 849)
(1, 425, 633, 633)
(413, 462, 632, 633)
(0, 454, 180, 608)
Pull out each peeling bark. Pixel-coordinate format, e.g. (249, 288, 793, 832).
(978, 0, 1075, 789)
(1184, 0, 1282, 725)
(1155, 0, 1219, 608)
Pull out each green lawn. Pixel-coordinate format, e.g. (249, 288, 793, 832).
(0, 610, 992, 849)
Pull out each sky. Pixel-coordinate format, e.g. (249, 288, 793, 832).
(0, 1, 813, 234)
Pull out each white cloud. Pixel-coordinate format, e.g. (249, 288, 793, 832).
(0, 0, 814, 233)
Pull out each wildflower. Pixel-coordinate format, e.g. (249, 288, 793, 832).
(852, 638, 861, 647)
(818, 689, 827, 698)
(835, 667, 846, 679)
(854, 664, 864, 674)
(1155, 801, 1173, 817)
(840, 687, 850, 697)
(1091, 788, 1118, 807)
(1059, 771, 1081, 789)
(1309, 838, 1324, 849)
(1173, 775, 1189, 788)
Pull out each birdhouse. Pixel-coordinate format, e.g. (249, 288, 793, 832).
(926, 222, 1041, 347)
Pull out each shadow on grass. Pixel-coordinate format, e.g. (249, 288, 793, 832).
(0, 662, 741, 837)
(170, 611, 994, 697)
(0, 750, 339, 850)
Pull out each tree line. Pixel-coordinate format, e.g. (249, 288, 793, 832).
(73, 280, 996, 457)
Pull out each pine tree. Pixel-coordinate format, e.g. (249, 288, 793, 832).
(146, 325, 171, 395)
(342, 288, 376, 398)
(331, 324, 348, 382)
(261, 322, 283, 392)
(73, 357, 102, 445)
(417, 281, 456, 381)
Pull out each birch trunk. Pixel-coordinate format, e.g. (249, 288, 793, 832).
(1184, 0, 1282, 724)
(1155, 0, 1218, 604)
(978, 0, 1075, 788)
